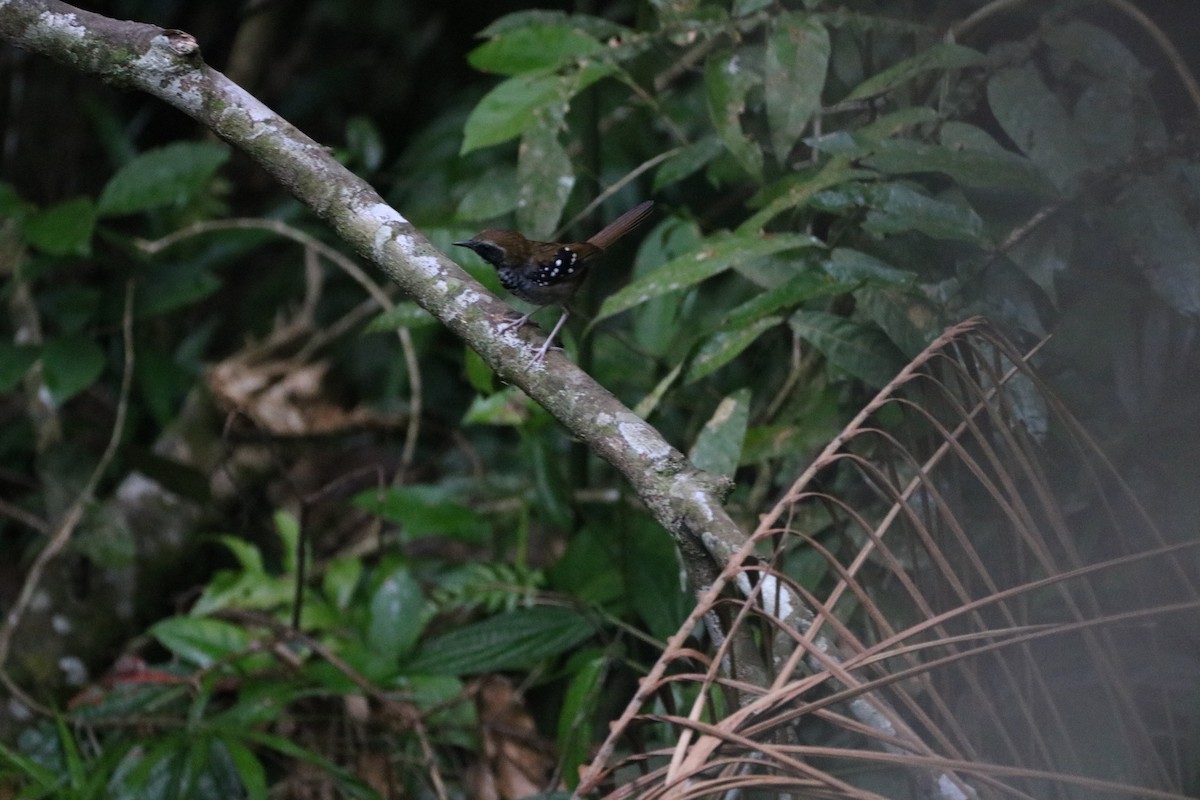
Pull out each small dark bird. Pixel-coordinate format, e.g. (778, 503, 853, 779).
(454, 200, 654, 362)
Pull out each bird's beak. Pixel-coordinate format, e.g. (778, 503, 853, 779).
(452, 240, 472, 248)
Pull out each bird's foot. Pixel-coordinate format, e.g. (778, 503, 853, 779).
(496, 310, 536, 335)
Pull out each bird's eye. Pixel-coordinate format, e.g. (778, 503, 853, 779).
(476, 242, 506, 262)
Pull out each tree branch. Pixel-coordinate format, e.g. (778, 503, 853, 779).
(0, 0, 753, 646)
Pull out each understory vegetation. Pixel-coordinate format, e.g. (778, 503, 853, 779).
(1, 0, 1199, 797)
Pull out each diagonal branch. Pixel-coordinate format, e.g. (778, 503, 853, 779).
(0, 0, 760, 672)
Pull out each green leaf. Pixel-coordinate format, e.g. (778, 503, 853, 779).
(457, 165, 520, 221)
(597, 232, 820, 322)
(0, 343, 39, 391)
(406, 606, 595, 675)
(223, 739, 268, 800)
(151, 617, 251, 668)
(97, 141, 230, 216)
(41, 335, 105, 404)
(687, 317, 782, 382)
(740, 157, 864, 231)
(23, 196, 95, 256)
(705, 48, 764, 181)
(764, 12, 829, 158)
(789, 310, 904, 387)
(275, 510, 301, 575)
(633, 361, 682, 419)
(861, 139, 1055, 195)
(463, 386, 534, 426)
(354, 484, 490, 542)
(365, 301, 438, 332)
(461, 64, 615, 154)
(549, 525, 623, 606)
(734, 0, 773, 15)
(557, 650, 606, 789)
(1110, 175, 1200, 315)
(825, 248, 916, 285)
(625, 516, 688, 639)
(845, 43, 984, 101)
(1043, 19, 1145, 84)
(368, 565, 425, 660)
(344, 115, 385, 172)
(987, 65, 1086, 190)
(190, 567, 293, 617)
(462, 72, 561, 154)
(526, 432, 573, 529)
(480, 10, 626, 41)
(626, 217, 704, 352)
(137, 261, 222, 318)
(469, 24, 604, 75)
(856, 285, 940, 357)
(0, 740, 57, 789)
(689, 388, 751, 477)
(39, 284, 101, 334)
(724, 269, 852, 328)
(653, 136, 723, 191)
(857, 105, 942, 139)
(216, 535, 266, 574)
(463, 347, 496, 395)
(516, 120, 574, 239)
(862, 183, 983, 242)
(1073, 80, 1136, 167)
(323, 557, 363, 612)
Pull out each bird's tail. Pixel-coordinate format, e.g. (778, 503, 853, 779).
(586, 200, 655, 250)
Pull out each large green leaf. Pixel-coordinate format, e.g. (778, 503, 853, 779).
(354, 484, 490, 542)
(689, 387, 751, 477)
(845, 42, 984, 101)
(861, 139, 1055, 195)
(461, 63, 615, 154)
(0, 343, 39, 391)
(705, 48, 764, 181)
(764, 12, 828, 159)
(687, 317, 782, 383)
(469, 23, 604, 75)
(739, 157, 865, 231)
(1042, 19, 1145, 84)
(136, 261, 222, 318)
(1110, 174, 1200, 315)
(457, 164, 520, 221)
(97, 141, 229, 216)
(653, 136, 723, 191)
(724, 269, 853, 328)
(365, 301, 439, 332)
(462, 72, 562, 154)
(516, 119, 574, 239)
(479, 10, 626, 40)
(825, 248, 915, 286)
(41, 335, 105, 403)
(987, 65, 1086, 191)
(862, 184, 983, 242)
(406, 606, 595, 675)
(789, 310, 903, 387)
(597, 232, 820, 322)
(23, 196, 95, 256)
(367, 565, 425, 661)
(150, 617, 251, 668)
(557, 649, 606, 790)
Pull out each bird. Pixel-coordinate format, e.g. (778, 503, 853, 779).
(453, 200, 654, 363)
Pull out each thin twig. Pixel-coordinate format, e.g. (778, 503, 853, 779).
(0, 497, 50, 535)
(552, 148, 678, 240)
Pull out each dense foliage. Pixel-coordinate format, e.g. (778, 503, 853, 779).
(1, 0, 1198, 796)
